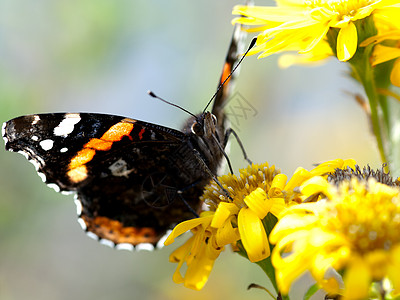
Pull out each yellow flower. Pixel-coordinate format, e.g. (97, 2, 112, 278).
(164, 211, 239, 290)
(202, 163, 284, 263)
(360, 30, 400, 87)
(233, 0, 400, 62)
(202, 159, 355, 262)
(284, 158, 356, 203)
(164, 159, 355, 290)
(270, 165, 400, 298)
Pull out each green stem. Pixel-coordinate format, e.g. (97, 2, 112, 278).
(327, 19, 390, 167)
(351, 60, 388, 165)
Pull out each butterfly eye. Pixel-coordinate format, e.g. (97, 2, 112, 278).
(191, 122, 203, 135)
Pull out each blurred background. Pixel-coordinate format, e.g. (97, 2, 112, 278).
(0, 0, 379, 299)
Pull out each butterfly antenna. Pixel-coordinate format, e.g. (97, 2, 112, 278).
(202, 37, 257, 114)
(147, 90, 197, 119)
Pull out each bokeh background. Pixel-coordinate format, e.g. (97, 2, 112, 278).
(0, 0, 379, 299)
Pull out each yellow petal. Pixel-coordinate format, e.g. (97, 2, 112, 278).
(205, 240, 223, 260)
(342, 159, 357, 169)
(360, 30, 400, 47)
(211, 202, 238, 228)
(271, 231, 313, 294)
(232, 5, 306, 23)
(164, 214, 213, 246)
(238, 207, 270, 262)
(172, 259, 185, 284)
(244, 188, 271, 219)
(278, 52, 330, 68)
(170, 236, 195, 284)
(186, 227, 207, 264)
(183, 244, 217, 290)
(365, 250, 389, 279)
(215, 219, 240, 247)
(269, 211, 319, 243)
(388, 245, 400, 295)
(311, 256, 343, 295)
(299, 24, 329, 54)
(269, 174, 287, 197)
(311, 159, 342, 174)
(372, 44, 400, 65)
(337, 22, 357, 61)
(284, 167, 311, 191)
(391, 58, 400, 87)
(270, 197, 286, 218)
(169, 235, 195, 263)
(300, 176, 331, 198)
(342, 257, 371, 299)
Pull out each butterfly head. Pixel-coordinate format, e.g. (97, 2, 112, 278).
(191, 112, 217, 138)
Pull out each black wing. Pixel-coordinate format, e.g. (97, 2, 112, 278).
(3, 113, 205, 249)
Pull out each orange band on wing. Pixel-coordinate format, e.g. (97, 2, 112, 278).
(84, 138, 113, 151)
(101, 122, 134, 141)
(67, 121, 135, 183)
(82, 215, 160, 245)
(67, 165, 88, 183)
(221, 62, 232, 85)
(69, 148, 96, 169)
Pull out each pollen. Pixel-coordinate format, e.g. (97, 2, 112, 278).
(328, 178, 400, 253)
(201, 162, 280, 209)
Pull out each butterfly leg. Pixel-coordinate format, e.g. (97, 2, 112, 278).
(224, 128, 253, 165)
(212, 134, 234, 175)
(176, 189, 200, 218)
(191, 148, 233, 201)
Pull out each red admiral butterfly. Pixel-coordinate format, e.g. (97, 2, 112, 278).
(3, 25, 249, 251)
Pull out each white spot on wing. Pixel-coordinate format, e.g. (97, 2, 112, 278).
(136, 243, 154, 251)
(31, 135, 39, 141)
(37, 172, 46, 182)
(100, 239, 115, 248)
(108, 159, 133, 177)
(77, 218, 87, 231)
(39, 139, 54, 151)
(32, 115, 40, 125)
(47, 183, 60, 193)
(74, 198, 83, 215)
(86, 231, 99, 241)
(2, 122, 7, 144)
(60, 147, 68, 153)
(29, 159, 40, 171)
(61, 190, 74, 195)
(18, 150, 44, 171)
(53, 113, 81, 137)
(18, 150, 29, 160)
(115, 243, 134, 251)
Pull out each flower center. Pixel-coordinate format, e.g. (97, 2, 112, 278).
(201, 163, 279, 210)
(307, 0, 372, 12)
(305, 0, 375, 24)
(325, 179, 400, 253)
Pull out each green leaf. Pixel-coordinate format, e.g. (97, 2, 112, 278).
(303, 284, 320, 300)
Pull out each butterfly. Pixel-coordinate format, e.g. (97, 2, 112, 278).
(2, 24, 249, 251)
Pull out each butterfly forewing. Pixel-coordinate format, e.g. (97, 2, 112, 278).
(3, 113, 208, 246)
